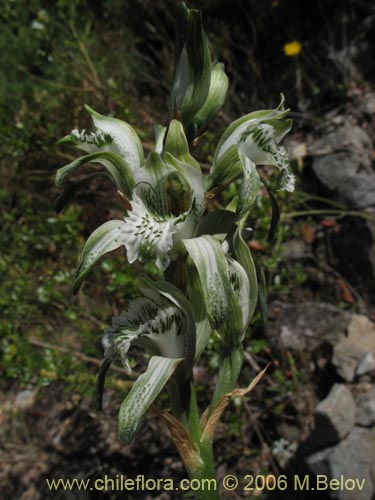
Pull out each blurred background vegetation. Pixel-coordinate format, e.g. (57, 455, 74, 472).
(1, 0, 374, 437)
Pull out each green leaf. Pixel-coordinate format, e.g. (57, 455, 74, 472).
(191, 61, 229, 135)
(233, 218, 258, 324)
(194, 209, 236, 238)
(118, 356, 183, 443)
(55, 172, 108, 213)
(257, 264, 268, 323)
(210, 346, 244, 411)
(85, 105, 144, 171)
(91, 358, 112, 411)
(73, 220, 126, 293)
(266, 187, 280, 243)
(56, 151, 135, 198)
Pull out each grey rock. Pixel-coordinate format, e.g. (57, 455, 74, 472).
(332, 315, 375, 381)
(267, 302, 350, 351)
(351, 383, 375, 427)
(312, 121, 375, 209)
(360, 92, 375, 116)
(356, 352, 375, 376)
(315, 384, 356, 444)
(306, 427, 375, 500)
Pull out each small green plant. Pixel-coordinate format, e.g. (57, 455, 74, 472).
(55, 4, 294, 498)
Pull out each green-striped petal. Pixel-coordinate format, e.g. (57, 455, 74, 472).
(73, 220, 126, 293)
(183, 235, 243, 346)
(84, 105, 144, 172)
(56, 151, 135, 198)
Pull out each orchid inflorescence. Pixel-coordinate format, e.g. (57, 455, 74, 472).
(56, 3, 293, 494)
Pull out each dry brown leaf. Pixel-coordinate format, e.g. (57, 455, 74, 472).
(201, 364, 270, 444)
(159, 411, 204, 472)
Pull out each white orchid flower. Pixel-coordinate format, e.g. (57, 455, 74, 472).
(56, 109, 206, 291)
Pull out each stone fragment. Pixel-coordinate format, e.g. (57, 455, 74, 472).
(312, 121, 375, 209)
(356, 352, 375, 376)
(306, 427, 375, 500)
(314, 384, 356, 444)
(351, 383, 375, 427)
(332, 314, 375, 381)
(267, 301, 350, 351)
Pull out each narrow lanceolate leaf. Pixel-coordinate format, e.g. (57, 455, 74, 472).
(257, 264, 268, 323)
(183, 236, 242, 346)
(55, 172, 108, 213)
(118, 356, 183, 444)
(85, 105, 144, 172)
(73, 220, 126, 293)
(233, 218, 258, 324)
(103, 279, 196, 368)
(209, 346, 244, 412)
(55, 151, 135, 199)
(164, 120, 200, 169)
(266, 187, 280, 243)
(237, 152, 260, 217)
(91, 358, 112, 411)
(191, 61, 229, 135)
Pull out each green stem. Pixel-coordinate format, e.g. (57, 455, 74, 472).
(210, 345, 244, 413)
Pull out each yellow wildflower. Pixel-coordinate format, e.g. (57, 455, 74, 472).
(283, 40, 302, 57)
